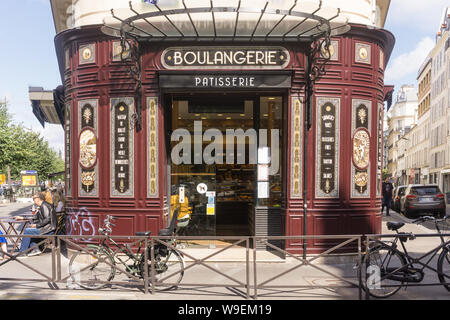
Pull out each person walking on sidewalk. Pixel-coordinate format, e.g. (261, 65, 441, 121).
(14, 192, 57, 257)
(382, 178, 394, 216)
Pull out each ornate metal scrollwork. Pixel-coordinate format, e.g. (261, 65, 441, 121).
(305, 31, 332, 131)
(309, 36, 332, 82)
(111, 7, 143, 132)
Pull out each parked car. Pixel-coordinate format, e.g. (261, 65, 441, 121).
(392, 185, 407, 212)
(400, 184, 446, 219)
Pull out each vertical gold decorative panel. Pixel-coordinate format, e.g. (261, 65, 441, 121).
(377, 103, 383, 196)
(65, 102, 71, 197)
(379, 49, 384, 70)
(111, 98, 135, 198)
(78, 99, 98, 197)
(351, 99, 372, 198)
(147, 97, 159, 198)
(315, 97, 340, 198)
(290, 97, 303, 199)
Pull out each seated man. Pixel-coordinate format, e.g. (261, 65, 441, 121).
(14, 192, 57, 257)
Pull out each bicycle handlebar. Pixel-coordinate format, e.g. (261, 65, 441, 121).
(413, 215, 449, 224)
(412, 216, 435, 224)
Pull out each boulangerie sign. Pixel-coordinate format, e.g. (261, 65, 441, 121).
(162, 47, 290, 69)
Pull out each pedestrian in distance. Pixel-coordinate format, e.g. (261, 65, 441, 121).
(382, 177, 394, 216)
(14, 192, 57, 257)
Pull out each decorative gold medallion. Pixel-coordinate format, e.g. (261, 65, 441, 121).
(79, 129, 97, 168)
(82, 48, 92, 60)
(355, 171, 368, 193)
(352, 129, 370, 170)
(359, 47, 368, 60)
(81, 171, 95, 193)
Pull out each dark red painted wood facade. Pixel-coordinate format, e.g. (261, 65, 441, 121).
(56, 24, 394, 253)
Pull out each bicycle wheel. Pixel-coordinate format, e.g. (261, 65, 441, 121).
(437, 247, 450, 292)
(140, 248, 185, 291)
(362, 242, 407, 298)
(69, 246, 115, 290)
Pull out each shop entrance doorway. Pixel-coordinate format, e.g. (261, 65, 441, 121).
(166, 93, 283, 242)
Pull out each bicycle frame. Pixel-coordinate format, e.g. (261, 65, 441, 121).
(97, 235, 147, 277)
(369, 232, 450, 285)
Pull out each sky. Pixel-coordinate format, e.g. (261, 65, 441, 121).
(0, 0, 448, 155)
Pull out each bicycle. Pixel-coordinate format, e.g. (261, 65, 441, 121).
(68, 209, 185, 291)
(361, 215, 450, 298)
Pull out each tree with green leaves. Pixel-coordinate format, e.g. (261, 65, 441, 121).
(0, 99, 64, 182)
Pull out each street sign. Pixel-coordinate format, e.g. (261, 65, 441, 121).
(0, 174, 5, 185)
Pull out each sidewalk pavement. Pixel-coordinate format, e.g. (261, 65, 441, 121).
(0, 202, 448, 300)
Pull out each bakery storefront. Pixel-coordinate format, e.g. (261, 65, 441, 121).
(56, 1, 395, 253)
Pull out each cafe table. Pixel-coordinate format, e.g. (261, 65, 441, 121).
(0, 216, 32, 254)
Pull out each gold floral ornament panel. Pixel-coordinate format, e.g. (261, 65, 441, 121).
(147, 97, 159, 198)
(81, 170, 96, 193)
(79, 129, 97, 169)
(355, 170, 369, 194)
(351, 99, 371, 198)
(290, 97, 303, 199)
(352, 129, 370, 170)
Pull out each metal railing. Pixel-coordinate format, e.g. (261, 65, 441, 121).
(252, 235, 363, 300)
(0, 233, 448, 299)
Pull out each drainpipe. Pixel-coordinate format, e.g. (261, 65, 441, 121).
(303, 48, 314, 260)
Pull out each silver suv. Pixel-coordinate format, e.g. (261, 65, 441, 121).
(400, 184, 446, 219)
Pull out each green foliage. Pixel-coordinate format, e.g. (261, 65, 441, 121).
(382, 168, 389, 180)
(0, 99, 64, 181)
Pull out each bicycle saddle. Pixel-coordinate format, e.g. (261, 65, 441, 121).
(387, 221, 405, 231)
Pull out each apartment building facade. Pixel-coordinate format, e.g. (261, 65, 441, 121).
(387, 85, 418, 183)
(392, 7, 450, 195)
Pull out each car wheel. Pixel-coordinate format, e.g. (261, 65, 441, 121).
(404, 209, 414, 219)
(437, 210, 445, 219)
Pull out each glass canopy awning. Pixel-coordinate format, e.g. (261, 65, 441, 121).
(101, 0, 350, 42)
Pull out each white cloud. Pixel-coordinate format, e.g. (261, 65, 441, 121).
(385, 37, 434, 83)
(35, 124, 64, 156)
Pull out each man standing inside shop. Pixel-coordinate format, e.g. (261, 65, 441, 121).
(382, 177, 394, 217)
(14, 192, 57, 256)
